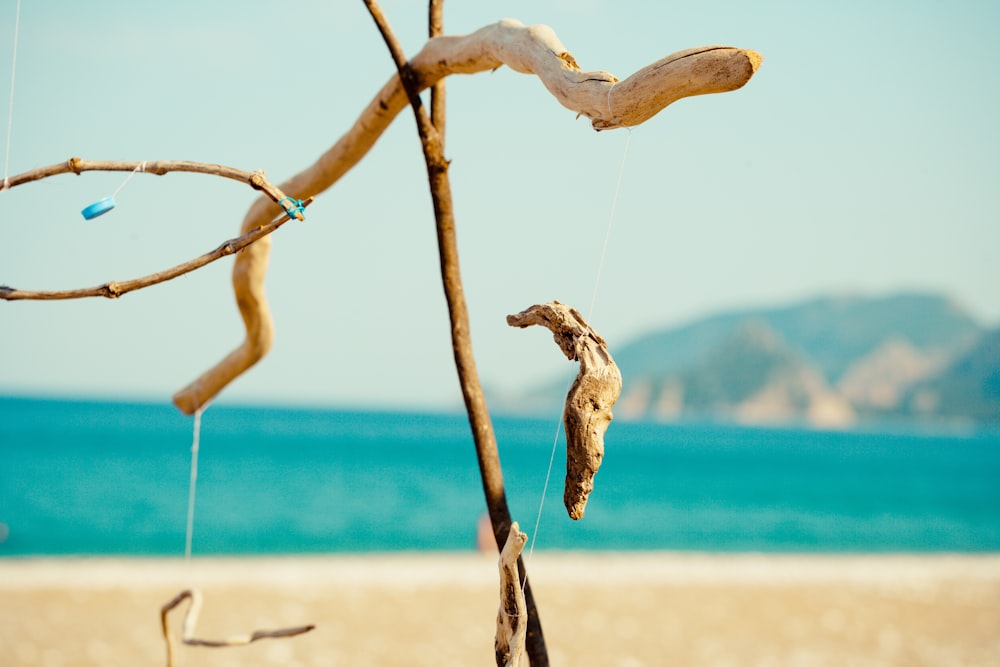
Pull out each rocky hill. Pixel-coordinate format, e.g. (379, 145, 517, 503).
(498, 293, 997, 428)
(902, 328, 1000, 423)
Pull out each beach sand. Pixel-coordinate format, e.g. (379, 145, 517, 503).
(1, 553, 998, 667)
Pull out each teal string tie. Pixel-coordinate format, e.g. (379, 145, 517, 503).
(279, 197, 306, 221)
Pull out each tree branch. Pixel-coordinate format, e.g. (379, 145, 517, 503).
(428, 0, 446, 139)
(171, 18, 760, 414)
(364, 2, 550, 663)
(1, 157, 285, 190)
(0, 159, 308, 301)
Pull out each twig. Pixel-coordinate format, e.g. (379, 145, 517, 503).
(364, 1, 551, 663)
(173, 18, 760, 415)
(507, 302, 623, 520)
(0, 158, 309, 301)
(2, 157, 279, 191)
(1, 199, 313, 301)
(428, 0, 445, 139)
(160, 589, 314, 667)
(495, 522, 528, 667)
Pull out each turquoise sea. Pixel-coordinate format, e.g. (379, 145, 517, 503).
(0, 397, 998, 556)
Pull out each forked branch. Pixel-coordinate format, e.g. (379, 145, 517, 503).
(364, 2, 549, 662)
(172, 19, 761, 414)
(0, 158, 309, 301)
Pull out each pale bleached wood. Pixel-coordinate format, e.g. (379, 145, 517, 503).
(507, 302, 623, 520)
(160, 588, 314, 667)
(495, 522, 528, 667)
(172, 19, 760, 414)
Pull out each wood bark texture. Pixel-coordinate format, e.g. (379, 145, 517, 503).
(172, 19, 760, 414)
(495, 522, 528, 667)
(507, 302, 622, 520)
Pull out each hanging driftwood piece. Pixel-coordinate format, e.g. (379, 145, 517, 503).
(495, 522, 528, 667)
(172, 20, 761, 414)
(160, 588, 315, 667)
(507, 301, 622, 520)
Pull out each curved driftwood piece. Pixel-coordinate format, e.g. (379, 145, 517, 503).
(174, 18, 761, 414)
(495, 522, 528, 667)
(0, 158, 309, 301)
(160, 589, 315, 667)
(507, 302, 623, 520)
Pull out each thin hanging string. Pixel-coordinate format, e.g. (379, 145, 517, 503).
(184, 406, 204, 561)
(111, 161, 146, 198)
(524, 411, 564, 562)
(587, 129, 631, 321)
(524, 127, 633, 564)
(2, 0, 22, 191)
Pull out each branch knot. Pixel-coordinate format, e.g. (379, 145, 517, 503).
(102, 282, 122, 299)
(249, 171, 267, 190)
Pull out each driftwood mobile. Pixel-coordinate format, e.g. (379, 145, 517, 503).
(1, 1, 760, 664)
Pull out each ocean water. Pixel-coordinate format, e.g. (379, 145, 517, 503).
(0, 397, 998, 556)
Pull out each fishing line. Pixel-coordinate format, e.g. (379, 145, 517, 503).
(2, 0, 22, 191)
(524, 127, 633, 563)
(587, 129, 632, 322)
(184, 406, 204, 561)
(112, 161, 146, 198)
(80, 162, 147, 220)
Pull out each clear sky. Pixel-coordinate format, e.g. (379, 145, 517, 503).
(1, 0, 997, 411)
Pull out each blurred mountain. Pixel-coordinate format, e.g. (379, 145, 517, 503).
(903, 328, 1000, 423)
(496, 293, 996, 428)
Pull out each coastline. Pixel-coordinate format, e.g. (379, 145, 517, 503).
(3, 552, 998, 666)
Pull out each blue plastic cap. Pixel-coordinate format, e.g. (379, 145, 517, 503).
(81, 196, 116, 220)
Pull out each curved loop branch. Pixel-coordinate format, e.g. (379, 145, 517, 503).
(173, 18, 760, 414)
(0, 158, 309, 301)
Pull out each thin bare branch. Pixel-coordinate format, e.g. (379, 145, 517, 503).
(428, 0, 446, 138)
(364, 2, 549, 662)
(160, 588, 314, 667)
(0, 159, 308, 301)
(1, 199, 312, 301)
(3, 157, 274, 191)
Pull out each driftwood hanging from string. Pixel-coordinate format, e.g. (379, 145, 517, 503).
(507, 302, 623, 520)
(160, 588, 314, 667)
(170, 20, 761, 415)
(495, 522, 528, 667)
(0, 158, 311, 301)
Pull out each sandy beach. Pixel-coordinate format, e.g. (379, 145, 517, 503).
(1, 552, 998, 667)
